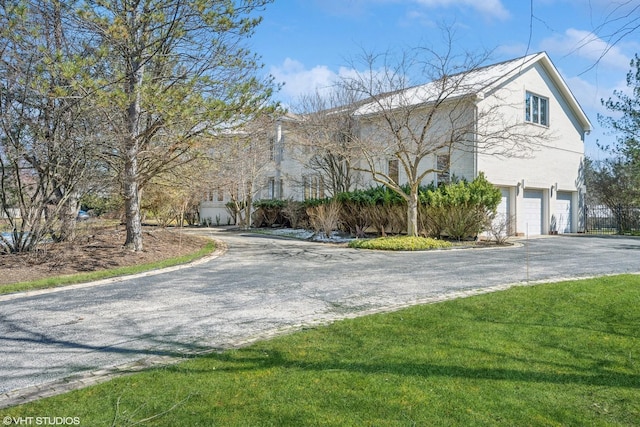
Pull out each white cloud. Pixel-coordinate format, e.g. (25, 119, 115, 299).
(540, 28, 630, 70)
(270, 58, 340, 102)
(414, 0, 510, 20)
(269, 59, 399, 105)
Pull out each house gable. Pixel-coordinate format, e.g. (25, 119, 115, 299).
(480, 52, 591, 134)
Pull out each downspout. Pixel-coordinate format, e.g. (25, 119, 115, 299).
(275, 119, 283, 199)
(473, 93, 482, 178)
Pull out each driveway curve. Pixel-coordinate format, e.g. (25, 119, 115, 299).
(1, 230, 639, 407)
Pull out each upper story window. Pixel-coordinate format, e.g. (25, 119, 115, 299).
(436, 154, 450, 185)
(303, 175, 324, 200)
(525, 92, 548, 126)
(388, 159, 399, 183)
(269, 137, 275, 160)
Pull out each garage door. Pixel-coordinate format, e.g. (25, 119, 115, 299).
(554, 192, 572, 234)
(497, 188, 509, 218)
(523, 190, 543, 236)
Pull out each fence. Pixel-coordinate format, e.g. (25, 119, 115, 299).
(584, 204, 640, 235)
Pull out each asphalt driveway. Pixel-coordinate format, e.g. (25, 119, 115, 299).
(1, 230, 639, 407)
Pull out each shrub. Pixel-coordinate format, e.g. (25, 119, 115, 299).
(307, 199, 341, 238)
(252, 199, 287, 228)
(420, 173, 501, 240)
(348, 236, 452, 251)
(282, 200, 308, 229)
(336, 187, 409, 237)
(336, 190, 373, 237)
(80, 192, 123, 217)
(487, 213, 515, 244)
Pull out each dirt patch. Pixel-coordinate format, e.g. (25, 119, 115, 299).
(0, 222, 212, 287)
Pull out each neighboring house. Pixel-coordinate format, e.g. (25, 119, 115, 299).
(201, 52, 591, 236)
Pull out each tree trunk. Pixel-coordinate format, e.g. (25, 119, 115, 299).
(123, 151, 143, 251)
(243, 194, 253, 229)
(57, 193, 79, 242)
(407, 190, 419, 237)
(123, 59, 144, 251)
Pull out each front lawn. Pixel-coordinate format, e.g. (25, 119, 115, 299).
(4, 275, 639, 426)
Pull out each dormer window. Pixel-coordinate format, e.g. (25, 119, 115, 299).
(525, 92, 548, 126)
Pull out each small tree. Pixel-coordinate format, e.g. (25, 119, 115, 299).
(584, 157, 640, 207)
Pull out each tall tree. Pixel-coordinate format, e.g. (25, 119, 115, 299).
(594, 54, 640, 210)
(335, 40, 548, 236)
(79, 0, 277, 251)
(600, 54, 640, 164)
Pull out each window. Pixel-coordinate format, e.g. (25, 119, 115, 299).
(269, 137, 275, 160)
(303, 175, 324, 200)
(303, 176, 310, 200)
(267, 177, 275, 199)
(388, 159, 399, 183)
(525, 92, 548, 126)
(436, 154, 450, 185)
(217, 188, 224, 202)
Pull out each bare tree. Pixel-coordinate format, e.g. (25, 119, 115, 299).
(293, 89, 362, 196)
(336, 34, 549, 236)
(206, 115, 276, 228)
(574, 1, 638, 71)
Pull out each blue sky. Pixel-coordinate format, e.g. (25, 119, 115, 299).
(248, 0, 639, 158)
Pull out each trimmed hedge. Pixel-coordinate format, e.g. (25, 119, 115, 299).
(251, 173, 501, 239)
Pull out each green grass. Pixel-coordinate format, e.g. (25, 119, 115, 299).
(4, 275, 639, 426)
(0, 241, 216, 296)
(349, 235, 453, 250)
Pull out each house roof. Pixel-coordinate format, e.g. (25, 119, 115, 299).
(353, 52, 592, 133)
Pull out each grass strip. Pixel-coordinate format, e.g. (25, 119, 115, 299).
(0, 241, 216, 296)
(4, 274, 639, 426)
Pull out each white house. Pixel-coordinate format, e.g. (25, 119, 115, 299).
(201, 52, 591, 236)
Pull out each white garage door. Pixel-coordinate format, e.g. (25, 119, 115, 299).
(497, 188, 509, 218)
(523, 190, 543, 236)
(554, 192, 572, 234)
(488, 188, 511, 237)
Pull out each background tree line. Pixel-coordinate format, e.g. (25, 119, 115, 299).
(587, 54, 640, 209)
